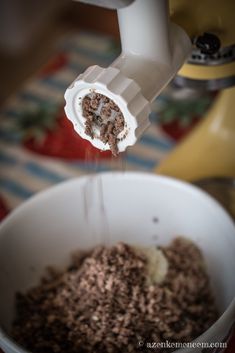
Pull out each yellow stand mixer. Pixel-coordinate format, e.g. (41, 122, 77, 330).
(157, 0, 235, 181)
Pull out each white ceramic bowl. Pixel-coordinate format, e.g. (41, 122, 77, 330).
(0, 172, 235, 353)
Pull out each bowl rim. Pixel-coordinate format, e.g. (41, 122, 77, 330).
(0, 171, 235, 353)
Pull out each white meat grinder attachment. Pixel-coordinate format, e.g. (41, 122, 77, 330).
(64, 0, 191, 153)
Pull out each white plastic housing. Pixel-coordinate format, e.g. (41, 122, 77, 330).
(64, 0, 192, 153)
(64, 66, 150, 152)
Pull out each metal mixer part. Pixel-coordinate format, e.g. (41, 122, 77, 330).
(174, 75, 235, 91)
(174, 43, 235, 90)
(188, 43, 235, 66)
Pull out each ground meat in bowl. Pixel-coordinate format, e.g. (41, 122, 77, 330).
(12, 237, 218, 353)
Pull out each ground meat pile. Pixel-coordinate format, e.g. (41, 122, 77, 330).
(12, 238, 218, 353)
(82, 93, 125, 156)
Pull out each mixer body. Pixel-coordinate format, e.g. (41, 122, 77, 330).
(158, 0, 235, 180)
(170, 0, 235, 90)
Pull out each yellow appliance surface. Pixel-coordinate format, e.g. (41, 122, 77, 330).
(156, 87, 235, 181)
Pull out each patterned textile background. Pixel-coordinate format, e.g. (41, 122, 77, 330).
(0, 31, 177, 212)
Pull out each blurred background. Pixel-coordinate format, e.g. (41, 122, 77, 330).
(0, 0, 222, 218)
(0, 0, 120, 105)
(0, 0, 232, 222)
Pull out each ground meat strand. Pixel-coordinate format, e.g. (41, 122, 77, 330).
(12, 238, 218, 353)
(82, 93, 125, 156)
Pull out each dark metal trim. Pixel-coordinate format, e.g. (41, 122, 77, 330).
(188, 43, 235, 66)
(174, 75, 235, 91)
